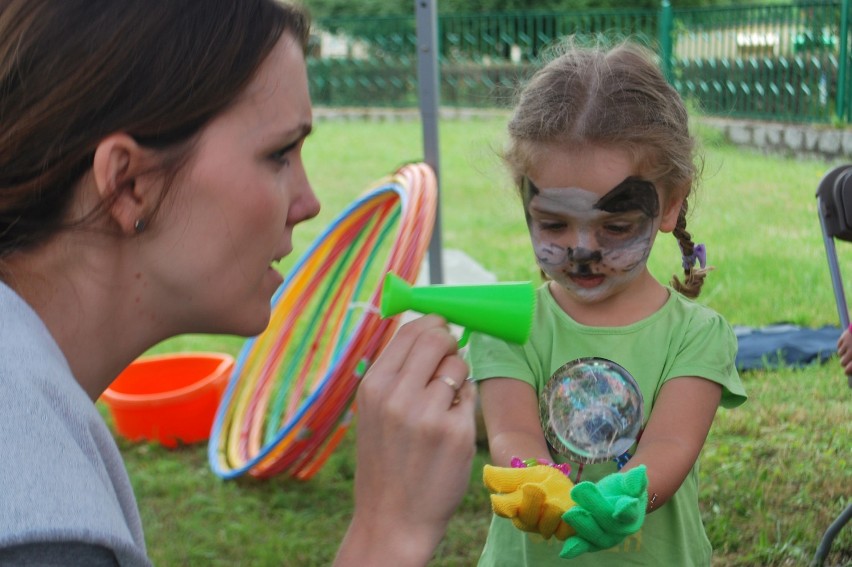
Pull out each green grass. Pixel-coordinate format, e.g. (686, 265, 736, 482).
(110, 115, 851, 566)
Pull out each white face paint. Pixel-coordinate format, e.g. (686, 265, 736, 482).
(524, 176, 660, 303)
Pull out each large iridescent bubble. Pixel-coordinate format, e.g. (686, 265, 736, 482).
(539, 357, 644, 464)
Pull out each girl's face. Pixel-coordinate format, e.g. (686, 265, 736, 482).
(143, 34, 319, 336)
(524, 145, 679, 304)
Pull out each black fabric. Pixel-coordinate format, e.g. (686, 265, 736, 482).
(0, 542, 118, 566)
(734, 323, 841, 371)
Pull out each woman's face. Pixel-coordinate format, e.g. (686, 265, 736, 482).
(143, 34, 319, 336)
(524, 145, 675, 304)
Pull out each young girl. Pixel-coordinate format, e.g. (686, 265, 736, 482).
(470, 40, 747, 566)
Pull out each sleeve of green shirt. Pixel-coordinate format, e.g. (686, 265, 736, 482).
(467, 331, 534, 386)
(665, 308, 747, 409)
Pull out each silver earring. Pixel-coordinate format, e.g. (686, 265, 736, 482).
(133, 219, 146, 233)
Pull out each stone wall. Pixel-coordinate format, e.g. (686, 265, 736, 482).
(700, 117, 852, 163)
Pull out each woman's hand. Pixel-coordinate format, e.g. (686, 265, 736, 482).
(334, 315, 476, 567)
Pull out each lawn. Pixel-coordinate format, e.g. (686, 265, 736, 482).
(108, 114, 851, 566)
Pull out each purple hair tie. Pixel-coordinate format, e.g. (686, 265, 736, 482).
(682, 243, 707, 271)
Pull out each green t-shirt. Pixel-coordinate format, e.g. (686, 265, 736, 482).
(469, 284, 747, 567)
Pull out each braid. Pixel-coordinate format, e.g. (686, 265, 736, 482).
(670, 202, 710, 299)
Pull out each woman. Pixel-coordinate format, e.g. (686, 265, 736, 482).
(0, 1, 475, 565)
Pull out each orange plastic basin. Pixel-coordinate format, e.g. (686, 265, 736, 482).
(101, 352, 234, 448)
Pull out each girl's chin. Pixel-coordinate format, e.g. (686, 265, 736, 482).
(553, 279, 614, 304)
(568, 288, 611, 303)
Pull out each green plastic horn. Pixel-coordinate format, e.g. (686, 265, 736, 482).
(380, 272, 535, 346)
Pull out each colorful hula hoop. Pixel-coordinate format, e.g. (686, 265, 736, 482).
(208, 163, 437, 480)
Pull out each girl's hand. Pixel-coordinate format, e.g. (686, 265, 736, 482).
(483, 464, 576, 540)
(559, 465, 648, 559)
(335, 315, 476, 567)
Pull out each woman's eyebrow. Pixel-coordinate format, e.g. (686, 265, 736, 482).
(276, 122, 313, 145)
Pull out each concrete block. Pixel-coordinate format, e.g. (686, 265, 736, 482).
(764, 125, 782, 147)
(728, 124, 752, 145)
(818, 130, 842, 155)
(752, 125, 767, 146)
(783, 127, 805, 152)
(842, 131, 852, 157)
(804, 129, 821, 151)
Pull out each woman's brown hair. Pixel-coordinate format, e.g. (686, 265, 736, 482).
(0, 0, 310, 257)
(504, 39, 709, 298)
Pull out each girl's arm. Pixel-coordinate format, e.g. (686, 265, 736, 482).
(479, 377, 551, 466)
(620, 376, 722, 512)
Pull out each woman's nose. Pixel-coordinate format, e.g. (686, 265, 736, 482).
(290, 170, 321, 225)
(298, 184, 321, 222)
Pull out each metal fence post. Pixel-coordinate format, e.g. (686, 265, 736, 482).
(838, 0, 850, 123)
(658, 0, 673, 83)
(415, 0, 444, 284)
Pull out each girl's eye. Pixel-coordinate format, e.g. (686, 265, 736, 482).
(538, 221, 566, 232)
(604, 223, 633, 235)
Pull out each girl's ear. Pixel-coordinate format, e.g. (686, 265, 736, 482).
(92, 134, 159, 236)
(659, 188, 687, 233)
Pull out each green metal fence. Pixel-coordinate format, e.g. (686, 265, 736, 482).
(309, 1, 852, 124)
(667, 1, 851, 123)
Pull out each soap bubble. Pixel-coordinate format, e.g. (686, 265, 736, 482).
(539, 357, 644, 464)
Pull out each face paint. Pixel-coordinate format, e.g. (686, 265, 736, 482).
(523, 176, 660, 303)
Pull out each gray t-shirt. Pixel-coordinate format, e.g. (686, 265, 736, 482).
(0, 281, 151, 566)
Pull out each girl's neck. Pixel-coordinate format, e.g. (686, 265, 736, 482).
(548, 271, 670, 327)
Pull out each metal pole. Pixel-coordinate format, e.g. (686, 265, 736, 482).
(837, 0, 850, 122)
(658, 0, 674, 83)
(813, 178, 852, 564)
(415, 0, 444, 284)
(818, 196, 850, 328)
(811, 502, 852, 566)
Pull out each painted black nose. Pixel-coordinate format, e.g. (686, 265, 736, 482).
(570, 247, 602, 264)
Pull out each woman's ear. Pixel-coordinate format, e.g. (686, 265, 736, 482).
(92, 133, 158, 236)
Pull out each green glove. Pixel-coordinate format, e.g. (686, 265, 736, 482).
(559, 465, 648, 559)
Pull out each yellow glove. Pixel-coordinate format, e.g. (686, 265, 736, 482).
(483, 464, 577, 540)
